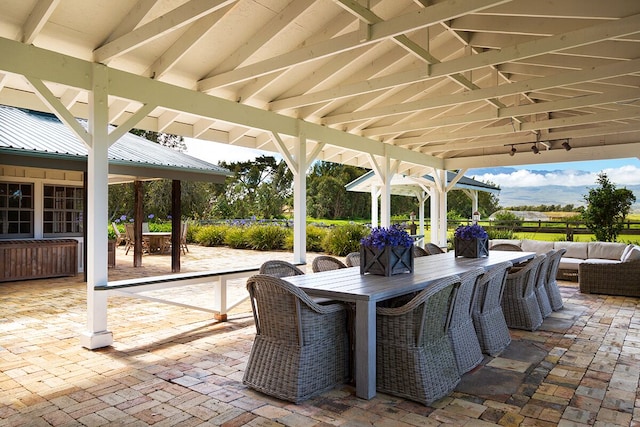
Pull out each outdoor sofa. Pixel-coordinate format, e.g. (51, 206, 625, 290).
(489, 239, 640, 298)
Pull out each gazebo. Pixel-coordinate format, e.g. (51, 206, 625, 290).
(0, 1, 639, 349)
(346, 170, 500, 243)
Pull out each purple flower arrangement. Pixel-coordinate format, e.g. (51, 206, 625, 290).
(361, 225, 414, 250)
(454, 224, 488, 240)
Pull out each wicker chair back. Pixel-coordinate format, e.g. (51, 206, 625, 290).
(375, 275, 461, 405)
(545, 248, 566, 310)
(259, 260, 304, 278)
(471, 261, 513, 356)
(243, 274, 349, 403)
(312, 255, 347, 272)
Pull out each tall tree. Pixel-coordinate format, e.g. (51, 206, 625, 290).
(582, 173, 636, 242)
(213, 156, 292, 219)
(307, 162, 370, 219)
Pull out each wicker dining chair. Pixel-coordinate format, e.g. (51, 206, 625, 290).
(490, 243, 523, 251)
(413, 245, 430, 257)
(534, 251, 554, 318)
(243, 274, 350, 403)
(424, 243, 445, 255)
(345, 252, 360, 267)
(376, 275, 461, 405)
(259, 260, 305, 278)
(471, 261, 513, 356)
(545, 248, 566, 311)
(502, 254, 545, 331)
(448, 267, 485, 375)
(312, 255, 347, 272)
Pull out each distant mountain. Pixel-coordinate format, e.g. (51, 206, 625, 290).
(467, 167, 640, 213)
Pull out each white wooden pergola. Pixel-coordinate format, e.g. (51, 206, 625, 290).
(346, 170, 500, 244)
(1, 0, 639, 349)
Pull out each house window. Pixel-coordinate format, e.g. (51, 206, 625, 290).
(43, 185, 84, 236)
(0, 182, 34, 238)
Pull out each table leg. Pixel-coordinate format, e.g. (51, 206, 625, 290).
(354, 300, 376, 399)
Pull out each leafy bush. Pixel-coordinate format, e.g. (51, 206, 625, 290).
(322, 223, 369, 256)
(306, 225, 327, 252)
(492, 211, 523, 228)
(224, 227, 250, 249)
(195, 224, 230, 246)
(283, 225, 327, 251)
(486, 229, 515, 240)
(245, 225, 287, 250)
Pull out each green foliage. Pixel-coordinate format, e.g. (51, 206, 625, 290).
(447, 181, 501, 218)
(245, 225, 288, 250)
(213, 156, 293, 220)
(582, 173, 636, 242)
(224, 227, 250, 249)
(307, 162, 372, 220)
(283, 225, 327, 251)
(322, 223, 369, 256)
(305, 225, 327, 252)
(195, 224, 230, 246)
(503, 204, 582, 212)
(492, 211, 523, 227)
(486, 229, 515, 240)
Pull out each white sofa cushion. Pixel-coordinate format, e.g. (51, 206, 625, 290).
(554, 241, 588, 260)
(558, 257, 583, 271)
(622, 246, 640, 262)
(587, 242, 628, 261)
(520, 239, 554, 254)
(621, 244, 634, 261)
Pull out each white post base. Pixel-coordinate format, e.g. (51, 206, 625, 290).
(80, 330, 113, 349)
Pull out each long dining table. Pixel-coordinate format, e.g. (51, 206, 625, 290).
(284, 249, 535, 400)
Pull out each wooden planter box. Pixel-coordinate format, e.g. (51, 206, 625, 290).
(360, 245, 414, 276)
(0, 239, 78, 282)
(454, 237, 489, 258)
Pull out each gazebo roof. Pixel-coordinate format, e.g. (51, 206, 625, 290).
(346, 170, 500, 197)
(0, 105, 230, 183)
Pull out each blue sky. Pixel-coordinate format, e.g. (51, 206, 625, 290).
(470, 158, 640, 189)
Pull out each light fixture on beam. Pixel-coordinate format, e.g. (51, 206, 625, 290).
(531, 144, 540, 154)
(509, 145, 516, 156)
(562, 140, 572, 151)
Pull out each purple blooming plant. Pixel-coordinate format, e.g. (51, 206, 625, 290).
(361, 225, 414, 250)
(454, 224, 488, 240)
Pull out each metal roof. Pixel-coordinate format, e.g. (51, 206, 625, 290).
(0, 1, 639, 177)
(0, 105, 230, 183)
(346, 170, 500, 198)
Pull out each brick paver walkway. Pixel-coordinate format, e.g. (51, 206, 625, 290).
(1, 245, 639, 426)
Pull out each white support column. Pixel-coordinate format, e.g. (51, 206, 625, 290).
(430, 169, 448, 247)
(471, 190, 479, 219)
(430, 188, 439, 245)
(370, 186, 379, 228)
(417, 191, 428, 238)
(80, 64, 113, 349)
(438, 171, 448, 248)
(380, 156, 391, 227)
(292, 132, 307, 264)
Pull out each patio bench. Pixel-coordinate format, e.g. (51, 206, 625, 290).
(95, 263, 304, 321)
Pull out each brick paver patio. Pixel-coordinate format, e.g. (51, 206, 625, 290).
(1, 245, 639, 426)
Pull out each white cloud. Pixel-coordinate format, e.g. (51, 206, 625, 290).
(474, 165, 640, 188)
